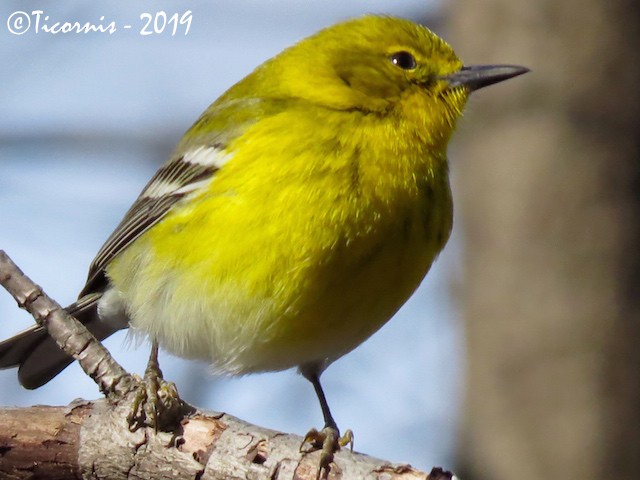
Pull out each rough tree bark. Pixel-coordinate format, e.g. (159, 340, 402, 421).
(0, 401, 454, 480)
(449, 0, 640, 479)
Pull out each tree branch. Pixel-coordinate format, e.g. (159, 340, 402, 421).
(0, 250, 457, 479)
(0, 400, 454, 479)
(0, 250, 134, 399)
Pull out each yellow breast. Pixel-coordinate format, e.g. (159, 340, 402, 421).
(106, 105, 453, 374)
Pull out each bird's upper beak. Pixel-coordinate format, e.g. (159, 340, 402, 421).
(439, 64, 530, 91)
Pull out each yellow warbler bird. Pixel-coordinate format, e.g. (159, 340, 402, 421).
(0, 14, 527, 469)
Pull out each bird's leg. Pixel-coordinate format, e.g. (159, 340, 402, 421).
(300, 367, 353, 479)
(127, 339, 185, 432)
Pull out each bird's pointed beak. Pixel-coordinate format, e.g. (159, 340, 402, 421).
(440, 64, 530, 92)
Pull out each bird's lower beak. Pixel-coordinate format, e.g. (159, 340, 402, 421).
(440, 64, 529, 91)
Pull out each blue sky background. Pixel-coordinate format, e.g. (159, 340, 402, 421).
(0, 0, 464, 470)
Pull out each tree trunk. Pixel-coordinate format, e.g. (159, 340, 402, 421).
(449, 0, 640, 479)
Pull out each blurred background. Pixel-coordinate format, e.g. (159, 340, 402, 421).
(1, 1, 639, 479)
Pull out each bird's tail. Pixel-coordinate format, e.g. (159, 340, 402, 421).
(0, 292, 121, 389)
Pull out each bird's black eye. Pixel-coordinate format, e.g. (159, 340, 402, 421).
(390, 51, 417, 70)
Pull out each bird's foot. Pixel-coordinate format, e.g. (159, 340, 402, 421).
(301, 425, 354, 479)
(126, 358, 185, 432)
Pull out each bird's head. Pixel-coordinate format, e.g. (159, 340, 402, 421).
(213, 16, 528, 152)
(241, 16, 527, 116)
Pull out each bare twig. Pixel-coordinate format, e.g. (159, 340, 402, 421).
(0, 250, 135, 399)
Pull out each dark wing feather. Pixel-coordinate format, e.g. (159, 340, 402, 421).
(80, 147, 224, 296)
(78, 96, 273, 296)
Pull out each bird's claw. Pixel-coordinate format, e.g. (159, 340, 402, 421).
(126, 366, 184, 432)
(301, 426, 354, 479)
